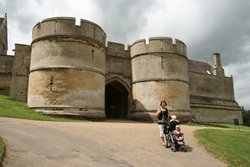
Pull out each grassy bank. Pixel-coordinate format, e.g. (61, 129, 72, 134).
(195, 129, 250, 167)
(0, 95, 85, 122)
(0, 136, 4, 166)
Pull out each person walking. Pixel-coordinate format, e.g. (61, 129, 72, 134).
(156, 100, 171, 146)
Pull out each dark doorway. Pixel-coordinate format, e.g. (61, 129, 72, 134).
(105, 81, 128, 119)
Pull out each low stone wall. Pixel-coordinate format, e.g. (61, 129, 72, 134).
(0, 73, 11, 96)
(33, 108, 106, 120)
(190, 107, 242, 124)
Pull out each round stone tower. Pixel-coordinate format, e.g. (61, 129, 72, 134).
(28, 17, 106, 119)
(130, 37, 190, 121)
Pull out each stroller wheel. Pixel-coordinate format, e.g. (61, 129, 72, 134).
(171, 146, 176, 152)
(180, 146, 186, 152)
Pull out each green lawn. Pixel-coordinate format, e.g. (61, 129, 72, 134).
(194, 129, 250, 167)
(0, 95, 85, 122)
(0, 136, 4, 164)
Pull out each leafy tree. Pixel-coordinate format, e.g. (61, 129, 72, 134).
(242, 106, 250, 126)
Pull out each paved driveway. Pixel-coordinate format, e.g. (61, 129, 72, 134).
(0, 118, 226, 167)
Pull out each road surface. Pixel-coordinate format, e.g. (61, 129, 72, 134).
(0, 117, 226, 167)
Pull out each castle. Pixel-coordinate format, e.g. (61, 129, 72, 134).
(0, 15, 242, 123)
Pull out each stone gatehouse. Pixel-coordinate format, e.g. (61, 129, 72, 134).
(0, 15, 242, 123)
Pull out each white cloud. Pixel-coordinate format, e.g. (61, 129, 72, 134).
(2, 0, 100, 54)
(140, 1, 203, 40)
(225, 62, 250, 109)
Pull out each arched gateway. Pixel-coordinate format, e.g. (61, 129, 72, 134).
(105, 80, 128, 119)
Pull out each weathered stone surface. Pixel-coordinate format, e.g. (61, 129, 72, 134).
(130, 37, 190, 120)
(190, 107, 242, 123)
(0, 14, 7, 55)
(28, 69, 104, 109)
(0, 55, 13, 73)
(189, 72, 234, 100)
(132, 81, 189, 111)
(0, 55, 13, 95)
(0, 73, 12, 96)
(188, 59, 213, 74)
(10, 44, 31, 101)
(105, 41, 132, 118)
(28, 17, 106, 119)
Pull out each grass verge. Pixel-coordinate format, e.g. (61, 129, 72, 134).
(0, 136, 5, 167)
(0, 95, 85, 122)
(185, 122, 250, 130)
(194, 129, 250, 167)
(185, 122, 230, 128)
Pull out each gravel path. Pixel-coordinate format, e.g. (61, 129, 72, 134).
(0, 117, 226, 167)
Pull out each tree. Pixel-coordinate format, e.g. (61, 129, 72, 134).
(242, 106, 250, 126)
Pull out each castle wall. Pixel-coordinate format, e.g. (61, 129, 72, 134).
(188, 59, 213, 74)
(0, 55, 13, 95)
(191, 107, 242, 123)
(0, 55, 13, 73)
(189, 72, 234, 99)
(130, 37, 190, 122)
(28, 17, 107, 119)
(10, 44, 31, 101)
(188, 71, 242, 123)
(0, 73, 12, 96)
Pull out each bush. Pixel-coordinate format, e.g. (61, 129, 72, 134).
(242, 107, 250, 126)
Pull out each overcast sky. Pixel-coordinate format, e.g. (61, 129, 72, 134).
(1, 0, 249, 109)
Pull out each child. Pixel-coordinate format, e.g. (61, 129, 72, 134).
(168, 115, 180, 132)
(173, 125, 184, 142)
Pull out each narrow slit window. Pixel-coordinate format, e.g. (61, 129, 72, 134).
(49, 76, 54, 91)
(54, 22, 58, 32)
(5, 61, 7, 72)
(91, 49, 94, 60)
(161, 56, 164, 69)
(21, 55, 24, 66)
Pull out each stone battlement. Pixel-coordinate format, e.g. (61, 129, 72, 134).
(130, 37, 187, 57)
(32, 17, 106, 46)
(107, 41, 130, 58)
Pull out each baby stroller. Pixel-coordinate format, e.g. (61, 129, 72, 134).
(164, 116, 186, 152)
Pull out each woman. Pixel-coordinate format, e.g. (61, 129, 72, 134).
(156, 100, 171, 146)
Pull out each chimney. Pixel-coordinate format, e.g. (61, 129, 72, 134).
(213, 53, 222, 66)
(212, 53, 224, 77)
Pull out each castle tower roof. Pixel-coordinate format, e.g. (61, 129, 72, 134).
(188, 59, 213, 74)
